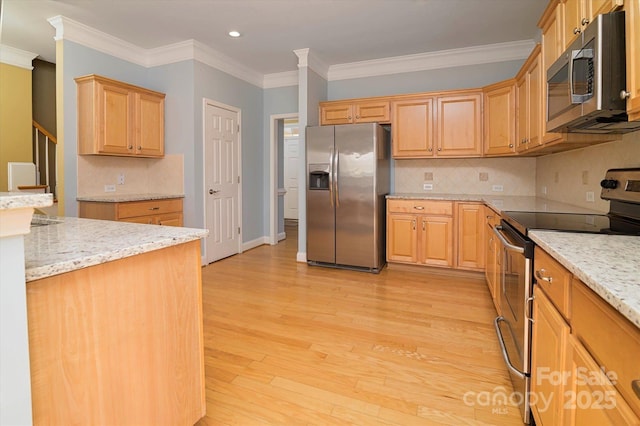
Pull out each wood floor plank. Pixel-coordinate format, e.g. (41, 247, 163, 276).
(196, 225, 524, 425)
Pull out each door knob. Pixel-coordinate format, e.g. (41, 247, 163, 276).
(209, 189, 220, 195)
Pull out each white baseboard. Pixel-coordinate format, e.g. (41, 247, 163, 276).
(243, 236, 269, 252)
(296, 251, 307, 263)
(278, 231, 286, 241)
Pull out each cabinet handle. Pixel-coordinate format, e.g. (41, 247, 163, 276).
(148, 207, 160, 211)
(348, 116, 352, 120)
(581, 18, 589, 26)
(573, 27, 581, 35)
(509, 143, 513, 148)
(632, 380, 640, 400)
(486, 215, 494, 220)
(422, 220, 426, 231)
(413, 206, 425, 210)
(412, 219, 416, 230)
(535, 268, 553, 283)
(138, 146, 142, 150)
(437, 147, 442, 151)
(355, 115, 360, 119)
(428, 147, 433, 152)
(128, 145, 133, 149)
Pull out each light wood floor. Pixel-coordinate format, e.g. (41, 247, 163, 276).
(196, 225, 524, 425)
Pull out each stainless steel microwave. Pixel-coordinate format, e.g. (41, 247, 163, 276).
(546, 11, 639, 133)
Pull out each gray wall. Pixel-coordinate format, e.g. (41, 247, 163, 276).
(62, 40, 148, 216)
(327, 60, 524, 99)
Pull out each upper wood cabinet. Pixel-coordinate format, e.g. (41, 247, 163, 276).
(516, 45, 543, 153)
(483, 79, 516, 156)
(625, 0, 640, 121)
(392, 91, 482, 158)
(436, 92, 483, 157)
(319, 99, 390, 125)
(391, 97, 435, 157)
(76, 74, 165, 158)
(563, 0, 623, 49)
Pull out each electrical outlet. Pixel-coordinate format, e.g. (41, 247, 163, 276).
(423, 183, 433, 191)
(492, 185, 504, 192)
(104, 184, 116, 192)
(586, 191, 595, 202)
(117, 173, 125, 185)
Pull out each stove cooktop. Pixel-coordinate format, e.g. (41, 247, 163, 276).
(502, 211, 640, 236)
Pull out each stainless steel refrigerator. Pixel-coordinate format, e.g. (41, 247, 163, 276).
(306, 123, 389, 273)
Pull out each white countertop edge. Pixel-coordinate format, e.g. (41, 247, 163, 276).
(25, 232, 207, 282)
(0, 192, 53, 210)
(529, 231, 640, 328)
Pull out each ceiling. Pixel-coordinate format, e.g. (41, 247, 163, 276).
(1, 0, 547, 76)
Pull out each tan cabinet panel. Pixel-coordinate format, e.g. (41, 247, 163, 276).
(483, 80, 516, 156)
(387, 213, 418, 263)
(516, 45, 543, 153)
(319, 99, 390, 125)
(531, 287, 571, 426)
(79, 198, 183, 227)
(391, 98, 435, 157)
(76, 74, 165, 158)
(436, 92, 483, 157)
(455, 203, 484, 270)
(419, 216, 453, 267)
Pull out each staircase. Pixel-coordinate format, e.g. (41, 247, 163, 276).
(32, 120, 57, 199)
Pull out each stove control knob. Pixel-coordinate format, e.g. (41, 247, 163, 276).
(600, 179, 618, 189)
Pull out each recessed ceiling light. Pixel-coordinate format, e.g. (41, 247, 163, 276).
(228, 31, 241, 38)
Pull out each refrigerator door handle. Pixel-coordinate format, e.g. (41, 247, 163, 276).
(328, 147, 334, 207)
(334, 148, 340, 207)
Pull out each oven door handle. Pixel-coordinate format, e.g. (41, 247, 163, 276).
(492, 225, 525, 254)
(494, 316, 528, 379)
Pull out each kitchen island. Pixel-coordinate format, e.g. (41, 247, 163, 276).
(23, 215, 208, 425)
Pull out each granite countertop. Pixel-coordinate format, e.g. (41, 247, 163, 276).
(24, 215, 208, 282)
(0, 192, 53, 210)
(388, 194, 600, 215)
(529, 230, 640, 328)
(76, 193, 185, 202)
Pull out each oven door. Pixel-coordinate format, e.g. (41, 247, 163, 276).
(492, 220, 534, 424)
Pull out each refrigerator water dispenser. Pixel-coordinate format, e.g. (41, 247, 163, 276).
(308, 164, 329, 190)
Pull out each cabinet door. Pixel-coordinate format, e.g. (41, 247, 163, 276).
(528, 54, 542, 148)
(436, 93, 483, 157)
(567, 336, 640, 426)
(419, 216, 453, 267)
(563, 0, 583, 48)
(98, 82, 133, 155)
(626, 0, 640, 121)
(387, 213, 418, 263)
(320, 103, 353, 125)
(456, 203, 484, 270)
(530, 287, 570, 426)
(354, 100, 389, 123)
(135, 92, 164, 157)
(391, 98, 434, 158)
(157, 213, 183, 227)
(483, 81, 516, 155)
(516, 74, 528, 152)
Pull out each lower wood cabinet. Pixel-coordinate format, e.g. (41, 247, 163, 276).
(386, 200, 486, 271)
(456, 202, 484, 270)
(531, 247, 640, 425)
(386, 199, 453, 267)
(79, 198, 183, 226)
(484, 206, 500, 313)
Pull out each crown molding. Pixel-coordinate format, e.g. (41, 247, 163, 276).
(263, 71, 298, 89)
(45, 15, 534, 88)
(0, 45, 38, 69)
(327, 40, 535, 81)
(48, 15, 148, 67)
(47, 15, 263, 87)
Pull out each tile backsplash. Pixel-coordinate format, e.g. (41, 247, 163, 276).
(77, 154, 184, 196)
(394, 157, 536, 196)
(536, 132, 640, 213)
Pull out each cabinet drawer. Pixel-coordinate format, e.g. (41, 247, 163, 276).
(387, 199, 452, 215)
(117, 199, 183, 219)
(533, 247, 571, 320)
(572, 279, 640, 418)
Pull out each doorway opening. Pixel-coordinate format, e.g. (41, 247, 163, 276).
(269, 113, 299, 251)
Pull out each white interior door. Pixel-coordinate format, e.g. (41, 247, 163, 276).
(204, 101, 240, 263)
(283, 137, 299, 220)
